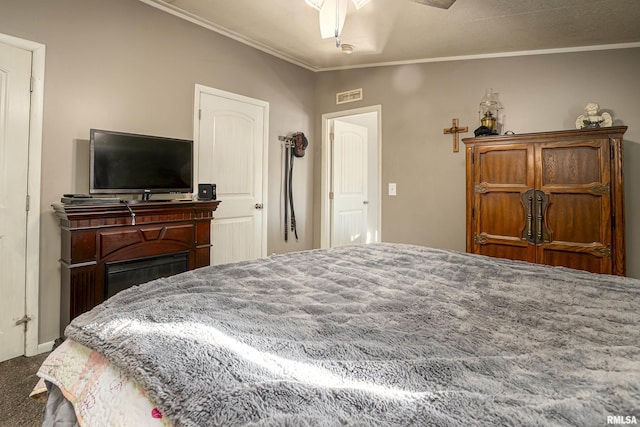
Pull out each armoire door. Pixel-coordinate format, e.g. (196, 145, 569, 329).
(469, 142, 536, 262)
(535, 139, 613, 274)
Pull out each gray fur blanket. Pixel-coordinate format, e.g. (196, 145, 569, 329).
(65, 243, 640, 426)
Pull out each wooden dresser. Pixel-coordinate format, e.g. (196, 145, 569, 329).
(463, 126, 626, 276)
(54, 200, 220, 328)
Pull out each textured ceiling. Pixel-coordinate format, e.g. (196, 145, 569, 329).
(142, 0, 640, 71)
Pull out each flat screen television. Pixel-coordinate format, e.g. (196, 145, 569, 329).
(90, 129, 193, 200)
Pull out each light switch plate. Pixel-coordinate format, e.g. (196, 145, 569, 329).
(388, 183, 397, 196)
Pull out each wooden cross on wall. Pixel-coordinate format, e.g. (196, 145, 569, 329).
(443, 118, 468, 153)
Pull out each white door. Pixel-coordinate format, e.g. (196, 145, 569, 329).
(331, 120, 368, 247)
(196, 87, 268, 265)
(0, 42, 32, 362)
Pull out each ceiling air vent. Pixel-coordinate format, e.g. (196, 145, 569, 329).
(336, 88, 363, 105)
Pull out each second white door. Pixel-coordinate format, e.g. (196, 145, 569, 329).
(196, 87, 268, 265)
(331, 120, 368, 247)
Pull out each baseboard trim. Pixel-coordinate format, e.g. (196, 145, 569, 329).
(36, 341, 55, 355)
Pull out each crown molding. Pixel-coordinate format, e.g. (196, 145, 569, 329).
(139, 0, 320, 71)
(317, 42, 640, 72)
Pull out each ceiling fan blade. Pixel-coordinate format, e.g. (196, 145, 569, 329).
(409, 0, 456, 9)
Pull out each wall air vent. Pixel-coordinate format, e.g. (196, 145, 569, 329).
(336, 88, 363, 105)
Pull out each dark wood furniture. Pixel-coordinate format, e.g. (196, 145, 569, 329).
(463, 126, 626, 276)
(54, 200, 220, 329)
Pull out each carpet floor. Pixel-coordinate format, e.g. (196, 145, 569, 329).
(0, 352, 50, 427)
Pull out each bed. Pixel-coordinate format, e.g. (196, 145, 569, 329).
(35, 243, 640, 426)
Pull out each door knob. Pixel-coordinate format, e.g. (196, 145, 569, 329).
(255, 203, 264, 210)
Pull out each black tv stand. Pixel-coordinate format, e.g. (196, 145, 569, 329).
(135, 193, 174, 202)
(61, 196, 121, 205)
(128, 199, 175, 203)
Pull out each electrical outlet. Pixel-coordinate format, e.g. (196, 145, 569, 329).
(388, 183, 397, 196)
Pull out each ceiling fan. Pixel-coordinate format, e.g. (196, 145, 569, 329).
(352, 0, 459, 8)
(409, 0, 456, 8)
(306, 0, 456, 47)
(306, 0, 456, 9)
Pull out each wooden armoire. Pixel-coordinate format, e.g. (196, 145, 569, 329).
(463, 126, 626, 276)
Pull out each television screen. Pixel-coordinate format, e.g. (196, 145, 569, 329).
(90, 129, 193, 198)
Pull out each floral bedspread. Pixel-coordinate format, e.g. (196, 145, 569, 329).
(34, 339, 170, 426)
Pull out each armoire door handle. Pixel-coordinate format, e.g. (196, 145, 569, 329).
(521, 189, 535, 244)
(537, 193, 543, 242)
(535, 190, 550, 244)
(527, 194, 534, 240)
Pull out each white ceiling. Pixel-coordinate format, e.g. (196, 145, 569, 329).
(142, 0, 640, 71)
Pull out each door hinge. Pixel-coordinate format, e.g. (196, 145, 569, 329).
(15, 314, 32, 331)
(329, 191, 334, 200)
(474, 184, 487, 193)
(474, 233, 488, 244)
(198, 109, 202, 120)
(612, 215, 616, 230)
(610, 144, 615, 159)
(26, 194, 30, 212)
(471, 207, 475, 219)
(592, 183, 610, 195)
(329, 132, 334, 143)
(593, 245, 612, 258)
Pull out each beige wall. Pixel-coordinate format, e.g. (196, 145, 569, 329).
(0, 0, 316, 344)
(314, 49, 640, 279)
(2, 0, 639, 348)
